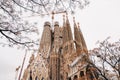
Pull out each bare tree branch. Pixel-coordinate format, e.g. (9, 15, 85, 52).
(90, 38, 120, 79)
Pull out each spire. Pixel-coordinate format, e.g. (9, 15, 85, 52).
(39, 21, 52, 58)
(66, 14, 73, 41)
(74, 17, 83, 54)
(51, 11, 54, 30)
(77, 23, 88, 53)
(62, 14, 75, 54)
(62, 15, 69, 44)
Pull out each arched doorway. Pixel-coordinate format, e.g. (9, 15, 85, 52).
(73, 75, 78, 80)
(80, 71, 84, 77)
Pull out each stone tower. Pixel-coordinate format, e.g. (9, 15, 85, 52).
(39, 21, 52, 59)
(22, 15, 99, 80)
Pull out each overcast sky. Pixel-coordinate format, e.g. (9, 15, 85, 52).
(0, 0, 120, 80)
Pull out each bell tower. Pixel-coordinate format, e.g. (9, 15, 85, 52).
(49, 22, 61, 80)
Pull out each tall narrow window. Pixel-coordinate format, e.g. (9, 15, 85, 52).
(41, 77, 44, 80)
(29, 75, 32, 80)
(61, 75, 63, 80)
(29, 71, 32, 80)
(35, 76, 39, 80)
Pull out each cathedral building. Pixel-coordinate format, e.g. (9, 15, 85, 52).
(22, 15, 99, 80)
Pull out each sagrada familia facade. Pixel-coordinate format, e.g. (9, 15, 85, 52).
(21, 15, 99, 80)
